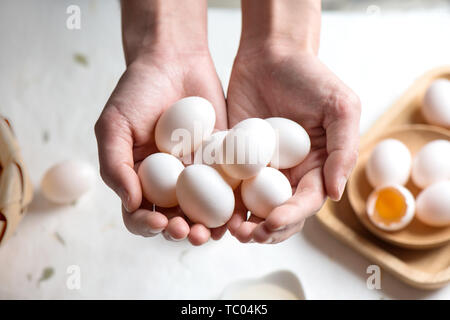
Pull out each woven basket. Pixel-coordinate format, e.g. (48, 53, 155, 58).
(0, 116, 33, 246)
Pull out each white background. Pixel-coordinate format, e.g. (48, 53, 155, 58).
(0, 0, 449, 299)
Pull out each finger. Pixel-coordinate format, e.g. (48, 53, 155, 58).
(165, 216, 190, 241)
(122, 207, 168, 237)
(253, 220, 305, 244)
(211, 225, 228, 240)
(227, 192, 247, 236)
(188, 224, 211, 246)
(95, 107, 141, 212)
(323, 91, 361, 201)
(263, 167, 326, 232)
(234, 215, 263, 243)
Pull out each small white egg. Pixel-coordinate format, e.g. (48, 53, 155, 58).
(221, 118, 276, 180)
(422, 79, 450, 129)
(176, 165, 235, 228)
(265, 117, 311, 169)
(138, 153, 184, 207)
(41, 160, 96, 204)
(194, 131, 241, 189)
(365, 139, 412, 188)
(416, 181, 450, 227)
(155, 96, 216, 157)
(411, 140, 450, 189)
(366, 184, 415, 231)
(241, 167, 292, 219)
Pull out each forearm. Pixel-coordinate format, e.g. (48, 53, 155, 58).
(240, 0, 321, 55)
(121, 0, 208, 64)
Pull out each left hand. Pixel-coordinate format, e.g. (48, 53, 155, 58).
(226, 45, 361, 244)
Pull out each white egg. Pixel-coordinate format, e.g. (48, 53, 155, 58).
(411, 140, 450, 189)
(365, 139, 412, 188)
(221, 118, 276, 180)
(155, 96, 216, 157)
(265, 117, 311, 169)
(366, 184, 415, 231)
(176, 165, 235, 228)
(241, 167, 292, 219)
(422, 79, 450, 129)
(138, 153, 184, 207)
(41, 160, 96, 204)
(416, 181, 450, 227)
(194, 131, 241, 189)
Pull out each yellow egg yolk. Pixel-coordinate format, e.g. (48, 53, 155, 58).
(373, 187, 407, 225)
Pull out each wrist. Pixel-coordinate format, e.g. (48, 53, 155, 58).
(239, 0, 321, 57)
(121, 0, 209, 65)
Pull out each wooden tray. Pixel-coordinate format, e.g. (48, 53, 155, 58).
(316, 66, 450, 290)
(0, 116, 33, 246)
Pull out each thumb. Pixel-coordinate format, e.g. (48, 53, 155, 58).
(95, 107, 142, 212)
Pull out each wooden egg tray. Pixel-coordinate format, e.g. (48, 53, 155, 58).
(0, 116, 33, 246)
(316, 66, 450, 290)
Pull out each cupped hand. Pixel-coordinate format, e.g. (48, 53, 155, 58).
(226, 47, 361, 244)
(95, 52, 228, 245)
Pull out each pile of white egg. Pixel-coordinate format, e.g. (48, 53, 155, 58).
(365, 138, 450, 231)
(138, 96, 311, 228)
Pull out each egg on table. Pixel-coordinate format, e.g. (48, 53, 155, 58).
(155, 96, 216, 157)
(416, 181, 450, 227)
(365, 139, 412, 188)
(221, 118, 276, 180)
(422, 78, 450, 129)
(265, 117, 311, 169)
(176, 164, 235, 228)
(41, 160, 96, 204)
(193, 131, 241, 189)
(411, 139, 450, 189)
(241, 167, 292, 219)
(138, 152, 184, 207)
(366, 184, 415, 231)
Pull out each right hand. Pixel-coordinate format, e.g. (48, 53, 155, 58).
(95, 50, 228, 245)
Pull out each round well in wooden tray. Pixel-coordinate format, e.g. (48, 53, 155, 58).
(0, 115, 33, 246)
(347, 124, 450, 250)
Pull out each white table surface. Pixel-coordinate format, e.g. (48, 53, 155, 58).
(1, 0, 449, 300)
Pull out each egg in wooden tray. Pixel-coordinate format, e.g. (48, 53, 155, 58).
(316, 66, 450, 289)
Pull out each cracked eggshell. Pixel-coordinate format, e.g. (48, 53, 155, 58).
(176, 164, 235, 228)
(155, 96, 216, 157)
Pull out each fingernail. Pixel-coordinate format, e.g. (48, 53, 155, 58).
(169, 234, 184, 242)
(338, 176, 347, 198)
(148, 227, 164, 234)
(273, 226, 286, 232)
(263, 237, 273, 244)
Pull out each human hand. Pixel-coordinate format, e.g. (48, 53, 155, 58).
(226, 46, 361, 244)
(95, 0, 228, 245)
